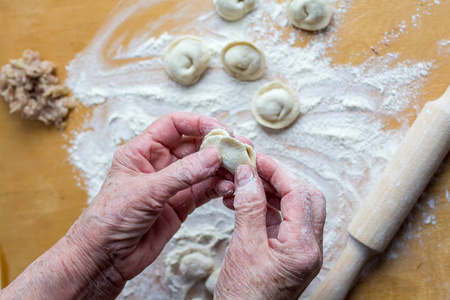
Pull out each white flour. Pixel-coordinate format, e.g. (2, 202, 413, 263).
(65, 0, 443, 298)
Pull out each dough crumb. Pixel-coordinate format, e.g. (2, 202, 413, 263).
(179, 252, 215, 280)
(0, 50, 76, 129)
(205, 268, 220, 294)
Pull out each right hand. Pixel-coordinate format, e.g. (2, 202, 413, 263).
(215, 153, 326, 299)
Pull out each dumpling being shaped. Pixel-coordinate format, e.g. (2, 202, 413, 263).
(164, 36, 210, 86)
(252, 82, 300, 129)
(287, 0, 333, 31)
(221, 41, 266, 81)
(214, 0, 256, 21)
(200, 129, 256, 174)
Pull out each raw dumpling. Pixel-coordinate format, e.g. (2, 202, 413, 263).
(164, 36, 210, 86)
(214, 0, 256, 21)
(252, 82, 300, 129)
(221, 41, 265, 81)
(179, 252, 215, 280)
(287, 0, 333, 31)
(200, 129, 256, 173)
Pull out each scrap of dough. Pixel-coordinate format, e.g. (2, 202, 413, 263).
(164, 36, 210, 86)
(252, 82, 300, 129)
(205, 268, 220, 294)
(214, 0, 256, 21)
(287, 0, 333, 31)
(221, 41, 266, 81)
(200, 129, 256, 174)
(179, 252, 215, 280)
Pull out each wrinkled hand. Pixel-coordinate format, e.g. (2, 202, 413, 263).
(67, 112, 235, 285)
(216, 154, 326, 299)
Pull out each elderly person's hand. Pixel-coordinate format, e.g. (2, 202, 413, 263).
(1, 112, 233, 299)
(1, 112, 326, 300)
(71, 112, 234, 281)
(215, 154, 326, 299)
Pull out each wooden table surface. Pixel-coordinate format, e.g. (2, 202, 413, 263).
(0, 0, 449, 298)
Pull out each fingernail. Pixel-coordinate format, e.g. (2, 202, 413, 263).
(199, 146, 221, 168)
(236, 164, 255, 187)
(217, 181, 235, 197)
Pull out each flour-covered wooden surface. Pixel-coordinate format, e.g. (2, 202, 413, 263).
(0, 0, 449, 298)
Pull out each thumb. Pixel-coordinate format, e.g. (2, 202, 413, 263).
(233, 164, 267, 240)
(148, 146, 222, 201)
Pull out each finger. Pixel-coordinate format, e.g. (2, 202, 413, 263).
(261, 177, 278, 197)
(136, 205, 183, 268)
(168, 177, 234, 222)
(194, 178, 235, 205)
(112, 133, 159, 173)
(234, 135, 254, 148)
(222, 196, 234, 210)
(146, 112, 230, 149)
(217, 168, 234, 181)
(233, 164, 267, 241)
(222, 180, 279, 212)
(223, 201, 281, 240)
(155, 136, 212, 171)
(266, 192, 281, 211)
(256, 153, 298, 197)
(266, 205, 282, 239)
(276, 188, 314, 244)
(309, 187, 326, 251)
(224, 192, 280, 211)
(145, 147, 222, 204)
(170, 136, 203, 159)
(115, 113, 228, 171)
(256, 153, 314, 243)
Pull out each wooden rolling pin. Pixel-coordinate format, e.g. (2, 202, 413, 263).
(310, 86, 450, 300)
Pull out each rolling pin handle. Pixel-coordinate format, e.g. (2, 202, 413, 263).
(310, 236, 376, 300)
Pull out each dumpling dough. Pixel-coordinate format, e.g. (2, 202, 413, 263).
(252, 82, 300, 129)
(221, 41, 265, 81)
(200, 129, 256, 174)
(214, 0, 256, 21)
(164, 36, 210, 86)
(179, 252, 214, 280)
(205, 268, 220, 294)
(287, 0, 333, 31)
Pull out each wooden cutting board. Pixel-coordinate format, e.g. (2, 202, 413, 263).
(0, 0, 449, 298)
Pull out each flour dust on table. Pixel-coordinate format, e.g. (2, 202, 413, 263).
(65, 0, 438, 298)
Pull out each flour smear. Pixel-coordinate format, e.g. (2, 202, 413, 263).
(66, 0, 441, 298)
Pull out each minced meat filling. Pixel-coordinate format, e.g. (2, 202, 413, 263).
(0, 50, 75, 129)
